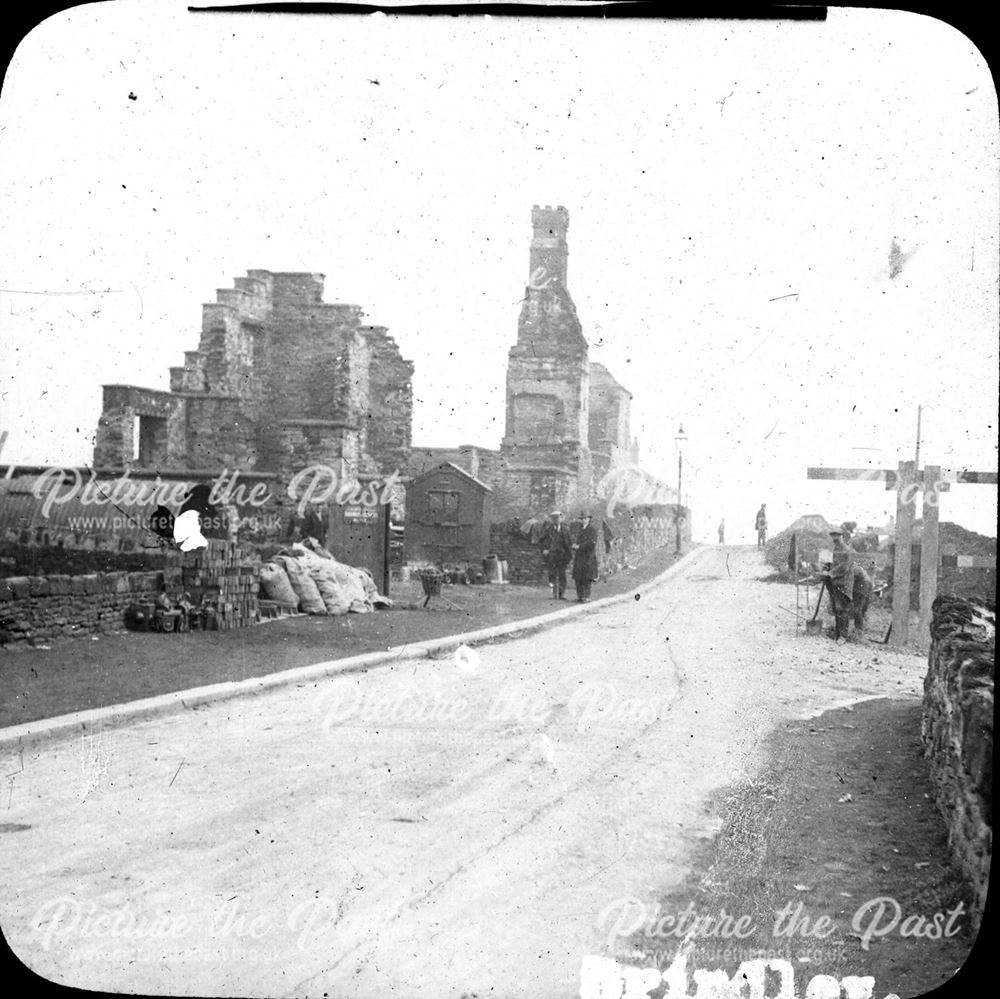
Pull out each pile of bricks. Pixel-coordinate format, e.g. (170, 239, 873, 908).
(181, 539, 260, 630)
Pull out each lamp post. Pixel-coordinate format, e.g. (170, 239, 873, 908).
(675, 424, 687, 553)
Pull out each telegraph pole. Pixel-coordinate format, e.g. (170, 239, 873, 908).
(675, 424, 687, 553)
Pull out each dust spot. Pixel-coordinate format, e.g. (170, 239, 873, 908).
(889, 239, 917, 279)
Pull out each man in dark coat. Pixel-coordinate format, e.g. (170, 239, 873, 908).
(572, 512, 600, 602)
(754, 504, 768, 548)
(540, 510, 573, 599)
(825, 529, 871, 639)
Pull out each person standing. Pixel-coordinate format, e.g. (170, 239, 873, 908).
(572, 512, 600, 602)
(717, 518, 725, 544)
(754, 504, 768, 548)
(826, 530, 855, 638)
(540, 510, 573, 599)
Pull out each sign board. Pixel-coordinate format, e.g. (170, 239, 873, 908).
(343, 504, 379, 523)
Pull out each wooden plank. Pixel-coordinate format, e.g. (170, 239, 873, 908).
(941, 469, 999, 485)
(807, 467, 891, 481)
(890, 460, 916, 647)
(917, 464, 940, 650)
(955, 555, 997, 569)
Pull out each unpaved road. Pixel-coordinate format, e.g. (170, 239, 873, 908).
(0, 546, 927, 997)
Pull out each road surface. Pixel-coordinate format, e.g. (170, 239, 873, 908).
(0, 546, 926, 997)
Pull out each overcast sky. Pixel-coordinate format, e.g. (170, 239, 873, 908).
(1, 2, 997, 541)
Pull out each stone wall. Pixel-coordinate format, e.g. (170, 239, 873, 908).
(488, 522, 547, 584)
(1, 570, 168, 644)
(363, 326, 415, 476)
(488, 505, 688, 586)
(0, 541, 260, 645)
(1, 543, 168, 578)
(602, 506, 690, 575)
(922, 594, 994, 931)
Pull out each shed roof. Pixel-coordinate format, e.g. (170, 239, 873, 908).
(411, 461, 493, 493)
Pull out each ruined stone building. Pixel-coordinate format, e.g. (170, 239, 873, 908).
(410, 206, 638, 517)
(93, 271, 413, 486)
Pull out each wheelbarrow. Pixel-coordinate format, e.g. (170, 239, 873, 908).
(418, 570, 462, 610)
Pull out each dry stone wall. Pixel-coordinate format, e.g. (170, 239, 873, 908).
(922, 594, 994, 931)
(0, 570, 165, 644)
(0, 541, 260, 645)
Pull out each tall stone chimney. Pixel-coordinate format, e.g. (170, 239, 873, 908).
(529, 204, 570, 289)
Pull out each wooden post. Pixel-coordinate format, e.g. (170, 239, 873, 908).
(808, 463, 995, 649)
(890, 460, 916, 647)
(917, 464, 941, 649)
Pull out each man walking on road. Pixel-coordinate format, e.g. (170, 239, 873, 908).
(755, 504, 768, 548)
(540, 510, 573, 599)
(718, 518, 725, 544)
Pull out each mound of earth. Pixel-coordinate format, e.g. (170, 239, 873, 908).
(880, 521, 997, 556)
(764, 513, 878, 572)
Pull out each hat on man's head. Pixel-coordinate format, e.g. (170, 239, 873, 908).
(830, 530, 843, 537)
(550, 510, 562, 517)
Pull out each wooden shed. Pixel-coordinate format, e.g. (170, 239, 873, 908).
(406, 462, 493, 565)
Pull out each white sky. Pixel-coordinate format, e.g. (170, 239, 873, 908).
(1, 2, 997, 542)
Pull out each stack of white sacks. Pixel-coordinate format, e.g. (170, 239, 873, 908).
(258, 540, 391, 615)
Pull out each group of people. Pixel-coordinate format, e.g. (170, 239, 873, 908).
(539, 510, 600, 603)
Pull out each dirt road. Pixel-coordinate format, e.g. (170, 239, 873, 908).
(0, 546, 928, 997)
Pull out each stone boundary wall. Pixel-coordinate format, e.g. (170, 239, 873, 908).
(489, 506, 690, 586)
(0, 541, 260, 645)
(0, 570, 167, 644)
(1, 543, 168, 579)
(922, 594, 995, 932)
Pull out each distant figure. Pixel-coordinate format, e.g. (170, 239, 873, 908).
(602, 519, 614, 555)
(754, 504, 768, 548)
(539, 510, 573, 600)
(572, 513, 600, 603)
(717, 518, 725, 544)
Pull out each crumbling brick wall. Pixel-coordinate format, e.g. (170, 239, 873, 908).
(922, 594, 994, 931)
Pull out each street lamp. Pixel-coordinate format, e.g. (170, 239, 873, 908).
(675, 424, 687, 552)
